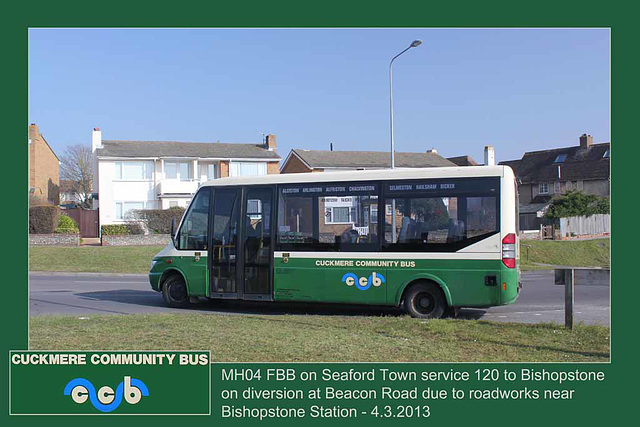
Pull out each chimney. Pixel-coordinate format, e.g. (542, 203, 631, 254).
(484, 145, 495, 166)
(265, 134, 276, 151)
(91, 127, 103, 152)
(426, 148, 438, 155)
(28, 123, 39, 140)
(579, 133, 593, 148)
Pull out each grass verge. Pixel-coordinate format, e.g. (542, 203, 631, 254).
(30, 313, 609, 362)
(30, 239, 610, 274)
(520, 238, 610, 271)
(29, 245, 164, 274)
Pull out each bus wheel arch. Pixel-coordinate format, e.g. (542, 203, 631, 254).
(400, 278, 450, 319)
(160, 268, 190, 308)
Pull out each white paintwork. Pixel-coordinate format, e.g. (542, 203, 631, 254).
(457, 232, 501, 253)
(274, 251, 501, 260)
(153, 241, 206, 258)
(157, 179, 201, 196)
(94, 129, 279, 229)
(202, 165, 509, 187)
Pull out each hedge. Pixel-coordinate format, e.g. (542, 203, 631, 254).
(101, 224, 130, 236)
(101, 223, 146, 236)
(29, 206, 60, 234)
(130, 208, 185, 234)
(55, 214, 80, 234)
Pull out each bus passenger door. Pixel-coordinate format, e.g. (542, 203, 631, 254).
(209, 188, 241, 298)
(241, 187, 274, 300)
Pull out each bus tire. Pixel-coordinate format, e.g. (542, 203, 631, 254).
(404, 282, 446, 319)
(162, 274, 190, 308)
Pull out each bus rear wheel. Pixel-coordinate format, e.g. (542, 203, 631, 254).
(404, 282, 446, 319)
(162, 274, 190, 308)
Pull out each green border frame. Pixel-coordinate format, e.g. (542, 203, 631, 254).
(3, 1, 631, 424)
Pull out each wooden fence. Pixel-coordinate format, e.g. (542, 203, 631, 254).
(559, 214, 610, 238)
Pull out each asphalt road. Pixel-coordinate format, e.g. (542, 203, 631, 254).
(28, 270, 610, 325)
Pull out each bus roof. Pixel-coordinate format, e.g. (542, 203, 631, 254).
(202, 165, 512, 187)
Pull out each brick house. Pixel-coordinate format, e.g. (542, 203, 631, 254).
(500, 134, 610, 231)
(280, 148, 461, 241)
(28, 123, 60, 205)
(280, 148, 456, 173)
(92, 129, 280, 227)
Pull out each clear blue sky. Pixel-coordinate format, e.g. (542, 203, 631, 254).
(28, 28, 610, 163)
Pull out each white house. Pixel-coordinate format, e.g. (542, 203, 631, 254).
(91, 128, 280, 228)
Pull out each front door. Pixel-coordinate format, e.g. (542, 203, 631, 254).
(209, 188, 241, 297)
(241, 188, 274, 300)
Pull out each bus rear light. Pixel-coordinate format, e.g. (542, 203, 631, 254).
(502, 233, 516, 268)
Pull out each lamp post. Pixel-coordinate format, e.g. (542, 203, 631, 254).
(389, 39, 422, 242)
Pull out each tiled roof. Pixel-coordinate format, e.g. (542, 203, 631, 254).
(447, 155, 479, 166)
(97, 140, 281, 160)
(500, 142, 610, 183)
(290, 149, 456, 169)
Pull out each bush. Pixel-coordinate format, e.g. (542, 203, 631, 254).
(55, 214, 79, 234)
(545, 191, 610, 220)
(130, 208, 186, 234)
(29, 206, 60, 234)
(101, 224, 130, 236)
(126, 222, 146, 235)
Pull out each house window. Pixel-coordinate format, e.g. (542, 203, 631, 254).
(554, 182, 562, 194)
(229, 162, 267, 177)
(200, 163, 217, 181)
(553, 154, 567, 163)
(370, 206, 378, 224)
(115, 201, 145, 220)
(179, 162, 192, 181)
(539, 183, 549, 194)
(165, 161, 192, 180)
(603, 150, 610, 158)
(328, 206, 351, 224)
(115, 161, 153, 180)
(577, 181, 584, 191)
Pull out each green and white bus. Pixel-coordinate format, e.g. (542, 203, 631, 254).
(149, 166, 521, 318)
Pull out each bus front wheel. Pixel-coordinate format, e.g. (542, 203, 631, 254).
(162, 274, 190, 308)
(404, 282, 446, 319)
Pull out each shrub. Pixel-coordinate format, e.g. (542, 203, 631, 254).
(55, 214, 79, 234)
(101, 224, 130, 235)
(545, 191, 610, 220)
(130, 208, 186, 234)
(126, 221, 146, 235)
(29, 206, 60, 234)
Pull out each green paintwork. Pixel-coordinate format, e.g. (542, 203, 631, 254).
(150, 254, 520, 309)
(149, 255, 208, 296)
(273, 257, 520, 308)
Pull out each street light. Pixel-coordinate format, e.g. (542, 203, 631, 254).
(389, 39, 422, 170)
(389, 39, 422, 242)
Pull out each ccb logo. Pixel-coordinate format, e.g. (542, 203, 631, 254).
(342, 272, 385, 290)
(63, 376, 149, 413)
